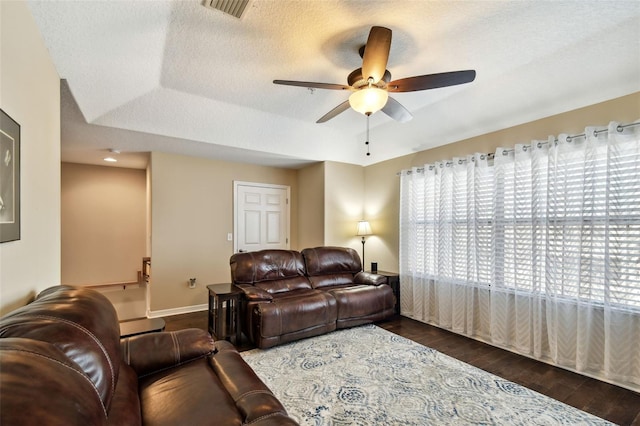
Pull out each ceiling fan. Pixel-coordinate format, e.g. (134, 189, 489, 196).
(274, 26, 476, 124)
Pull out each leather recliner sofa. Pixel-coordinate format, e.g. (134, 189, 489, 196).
(230, 246, 396, 349)
(0, 285, 297, 425)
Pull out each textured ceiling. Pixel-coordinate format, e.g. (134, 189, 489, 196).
(28, 0, 640, 169)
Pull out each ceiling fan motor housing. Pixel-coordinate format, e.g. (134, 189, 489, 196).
(348, 68, 392, 89)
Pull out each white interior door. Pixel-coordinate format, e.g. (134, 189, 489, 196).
(234, 181, 290, 253)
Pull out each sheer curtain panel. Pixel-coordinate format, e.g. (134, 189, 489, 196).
(399, 121, 640, 391)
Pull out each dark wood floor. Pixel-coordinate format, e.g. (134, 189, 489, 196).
(164, 312, 640, 425)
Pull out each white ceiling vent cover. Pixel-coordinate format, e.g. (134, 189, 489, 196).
(204, 0, 249, 19)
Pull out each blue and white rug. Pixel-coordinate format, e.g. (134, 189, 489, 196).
(241, 324, 612, 425)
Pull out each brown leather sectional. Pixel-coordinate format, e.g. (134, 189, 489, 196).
(230, 246, 396, 349)
(0, 285, 298, 425)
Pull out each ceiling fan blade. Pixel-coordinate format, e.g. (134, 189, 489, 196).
(382, 96, 413, 123)
(361, 26, 392, 84)
(273, 80, 351, 91)
(316, 100, 351, 123)
(387, 70, 476, 93)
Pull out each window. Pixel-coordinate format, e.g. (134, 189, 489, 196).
(400, 122, 640, 391)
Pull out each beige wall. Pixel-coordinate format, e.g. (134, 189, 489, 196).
(61, 163, 146, 285)
(323, 161, 365, 255)
(363, 92, 640, 274)
(407, 92, 640, 168)
(363, 156, 406, 273)
(297, 162, 324, 249)
(149, 151, 299, 315)
(0, 0, 61, 315)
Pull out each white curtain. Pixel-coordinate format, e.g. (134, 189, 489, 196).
(399, 121, 640, 391)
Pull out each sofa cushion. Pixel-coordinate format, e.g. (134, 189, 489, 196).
(139, 358, 242, 426)
(0, 286, 121, 411)
(257, 290, 337, 336)
(0, 337, 108, 425)
(327, 284, 395, 321)
(231, 250, 311, 294)
(256, 276, 312, 294)
(307, 273, 357, 289)
(302, 247, 362, 289)
(243, 289, 337, 349)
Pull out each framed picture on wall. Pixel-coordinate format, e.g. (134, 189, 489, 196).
(0, 109, 20, 243)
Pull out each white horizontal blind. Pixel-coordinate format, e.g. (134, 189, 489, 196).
(399, 121, 640, 391)
(544, 127, 640, 309)
(400, 156, 495, 286)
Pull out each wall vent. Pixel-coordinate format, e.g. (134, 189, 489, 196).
(204, 0, 250, 19)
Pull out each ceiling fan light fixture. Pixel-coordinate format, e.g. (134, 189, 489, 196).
(273, 26, 475, 124)
(349, 87, 388, 116)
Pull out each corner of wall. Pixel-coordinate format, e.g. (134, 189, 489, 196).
(0, 1, 61, 315)
(297, 162, 325, 249)
(323, 161, 365, 252)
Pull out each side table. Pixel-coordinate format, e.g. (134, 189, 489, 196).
(369, 270, 400, 314)
(207, 283, 242, 345)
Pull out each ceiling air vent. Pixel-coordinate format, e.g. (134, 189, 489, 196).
(204, 0, 249, 19)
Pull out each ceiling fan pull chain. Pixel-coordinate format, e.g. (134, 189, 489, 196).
(366, 113, 371, 156)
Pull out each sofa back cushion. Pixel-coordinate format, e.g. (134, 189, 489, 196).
(230, 250, 311, 294)
(302, 247, 362, 289)
(0, 337, 108, 425)
(0, 286, 121, 412)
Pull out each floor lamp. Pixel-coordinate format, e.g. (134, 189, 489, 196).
(356, 220, 372, 271)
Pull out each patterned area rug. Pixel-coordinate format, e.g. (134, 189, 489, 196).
(241, 325, 612, 425)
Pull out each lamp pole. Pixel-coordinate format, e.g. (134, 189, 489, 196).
(356, 220, 372, 271)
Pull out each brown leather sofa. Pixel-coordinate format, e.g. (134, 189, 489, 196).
(230, 246, 396, 349)
(0, 285, 298, 426)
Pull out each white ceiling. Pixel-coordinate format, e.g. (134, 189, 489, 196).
(28, 0, 640, 170)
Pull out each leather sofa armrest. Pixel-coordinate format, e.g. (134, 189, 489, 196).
(121, 328, 214, 377)
(209, 341, 298, 425)
(237, 284, 273, 301)
(354, 271, 388, 286)
(214, 339, 236, 353)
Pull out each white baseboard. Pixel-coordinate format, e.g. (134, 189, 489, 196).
(147, 303, 207, 318)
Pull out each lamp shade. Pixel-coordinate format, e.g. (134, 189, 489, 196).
(356, 220, 372, 236)
(349, 88, 388, 115)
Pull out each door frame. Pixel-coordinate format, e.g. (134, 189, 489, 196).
(233, 181, 290, 253)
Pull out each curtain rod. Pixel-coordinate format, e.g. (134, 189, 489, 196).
(397, 121, 639, 176)
(499, 121, 639, 155)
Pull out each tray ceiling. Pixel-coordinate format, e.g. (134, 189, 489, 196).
(28, 0, 640, 169)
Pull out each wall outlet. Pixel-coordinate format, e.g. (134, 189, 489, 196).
(188, 278, 196, 289)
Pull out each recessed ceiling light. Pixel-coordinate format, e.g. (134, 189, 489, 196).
(104, 148, 120, 162)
